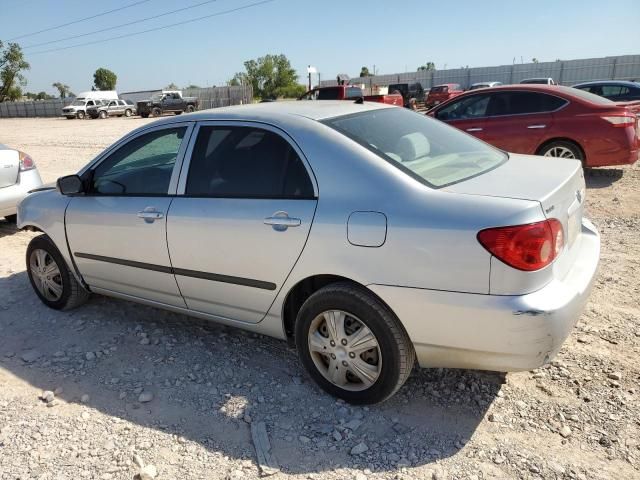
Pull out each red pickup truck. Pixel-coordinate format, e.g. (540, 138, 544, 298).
(300, 85, 403, 106)
(425, 83, 464, 108)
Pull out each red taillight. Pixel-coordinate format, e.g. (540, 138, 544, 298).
(601, 115, 635, 128)
(18, 151, 35, 171)
(477, 219, 564, 271)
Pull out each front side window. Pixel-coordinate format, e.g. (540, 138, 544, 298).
(185, 126, 314, 198)
(91, 127, 186, 195)
(435, 94, 490, 120)
(324, 108, 506, 188)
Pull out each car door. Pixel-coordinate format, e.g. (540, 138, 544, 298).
(481, 91, 564, 154)
(167, 122, 318, 323)
(433, 93, 490, 141)
(65, 123, 194, 306)
(106, 100, 119, 115)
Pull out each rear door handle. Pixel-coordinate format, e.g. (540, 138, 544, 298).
(264, 211, 301, 231)
(466, 127, 483, 132)
(527, 124, 546, 129)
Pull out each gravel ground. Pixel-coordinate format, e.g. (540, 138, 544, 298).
(0, 117, 638, 480)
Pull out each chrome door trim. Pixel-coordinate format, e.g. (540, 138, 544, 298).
(175, 120, 319, 197)
(73, 252, 277, 290)
(77, 121, 196, 195)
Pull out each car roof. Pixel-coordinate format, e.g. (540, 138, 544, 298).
(572, 80, 640, 87)
(143, 100, 393, 127)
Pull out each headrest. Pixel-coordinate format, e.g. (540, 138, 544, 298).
(396, 133, 430, 162)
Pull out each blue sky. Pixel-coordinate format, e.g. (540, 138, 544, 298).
(3, 0, 640, 95)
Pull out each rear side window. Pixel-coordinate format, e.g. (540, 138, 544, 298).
(185, 126, 314, 198)
(317, 88, 340, 100)
(487, 92, 566, 116)
(345, 87, 363, 98)
(430, 86, 448, 93)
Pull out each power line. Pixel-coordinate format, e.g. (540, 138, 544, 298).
(23, 0, 223, 50)
(9, 0, 155, 41)
(29, 0, 275, 56)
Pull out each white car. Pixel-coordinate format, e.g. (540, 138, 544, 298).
(0, 145, 43, 222)
(18, 102, 600, 404)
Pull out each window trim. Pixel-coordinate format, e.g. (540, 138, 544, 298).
(175, 120, 319, 199)
(78, 122, 195, 197)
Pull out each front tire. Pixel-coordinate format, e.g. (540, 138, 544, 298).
(186, 105, 195, 113)
(295, 282, 414, 404)
(3, 214, 17, 223)
(76, 111, 85, 120)
(26, 235, 90, 310)
(99, 110, 107, 119)
(124, 109, 132, 117)
(538, 140, 584, 162)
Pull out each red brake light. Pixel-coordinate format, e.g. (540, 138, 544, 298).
(18, 151, 35, 171)
(601, 115, 635, 127)
(477, 219, 564, 271)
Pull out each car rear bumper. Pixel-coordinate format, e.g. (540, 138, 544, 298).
(369, 218, 600, 372)
(0, 169, 44, 217)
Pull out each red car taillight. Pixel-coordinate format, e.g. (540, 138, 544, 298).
(18, 151, 35, 171)
(601, 115, 636, 128)
(477, 219, 564, 271)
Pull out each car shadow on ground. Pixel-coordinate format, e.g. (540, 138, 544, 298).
(0, 220, 18, 239)
(0, 271, 501, 474)
(585, 168, 624, 189)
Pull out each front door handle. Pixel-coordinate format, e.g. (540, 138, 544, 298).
(527, 124, 546, 129)
(466, 127, 483, 132)
(264, 211, 301, 231)
(137, 208, 164, 223)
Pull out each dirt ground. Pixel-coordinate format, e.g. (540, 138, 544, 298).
(0, 117, 638, 480)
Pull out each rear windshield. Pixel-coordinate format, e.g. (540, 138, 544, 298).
(430, 86, 448, 93)
(566, 86, 617, 105)
(323, 108, 507, 188)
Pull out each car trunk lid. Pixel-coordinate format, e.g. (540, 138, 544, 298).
(445, 153, 586, 277)
(0, 147, 19, 188)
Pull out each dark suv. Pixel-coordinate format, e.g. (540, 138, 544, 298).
(572, 81, 640, 102)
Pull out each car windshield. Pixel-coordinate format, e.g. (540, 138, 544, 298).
(323, 108, 507, 188)
(150, 93, 163, 101)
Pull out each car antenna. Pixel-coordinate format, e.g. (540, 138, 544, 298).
(354, 96, 365, 104)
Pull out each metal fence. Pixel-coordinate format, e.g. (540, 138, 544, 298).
(320, 54, 640, 91)
(0, 85, 253, 118)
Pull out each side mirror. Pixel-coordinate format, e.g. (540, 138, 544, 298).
(57, 175, 84, 195)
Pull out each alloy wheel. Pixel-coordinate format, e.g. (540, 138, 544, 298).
(307, 310, 382, 391)
(29, 249, 63, 301)
(544, 146, 576, 159)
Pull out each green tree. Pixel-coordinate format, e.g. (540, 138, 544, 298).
(185, 84, 200, 89)
(277, 83, 306, 98)
(0, 41, 30, 102)
(52, 82, 71, 98)
(93, 68, 117, 90)
(165, 82, 179, 90)
(233, 54, 298, 99)
(417, 62, 436, 72)
(25, 91, 53, 100)
(531, 58, 539, 64)
(359, 66, 372, 77)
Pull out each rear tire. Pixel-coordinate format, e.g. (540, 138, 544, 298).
(76, 111, 85, 120)
(124, 109, 132, 117)
(152, 107, 162, 117)
(140, 113, 149, 118)
(186, 105, 195, 113)
(295, 282, 414, 404)
(99, 110, 107, 119)
(538, 140, 584, 162)
(3, 214, 17, 223)
(26, 235, 90, 311)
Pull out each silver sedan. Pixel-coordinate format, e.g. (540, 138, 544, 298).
(17, 101, 600, 404)
(1, 144, 43, 222)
